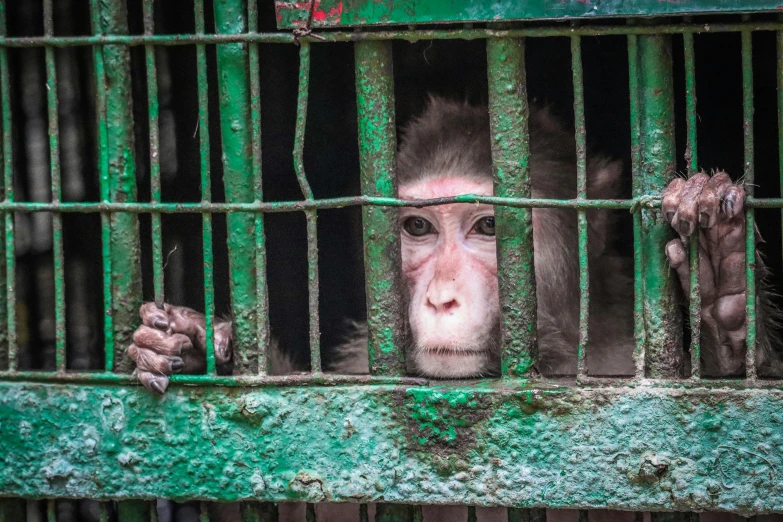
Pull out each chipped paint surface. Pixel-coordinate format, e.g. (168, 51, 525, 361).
(2, 381, 783, 515)
(274, 0, 783, 29)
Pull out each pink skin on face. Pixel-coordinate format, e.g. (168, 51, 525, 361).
(399, 176, 500, 378)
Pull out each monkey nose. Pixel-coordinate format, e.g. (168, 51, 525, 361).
(426, 295, 460, 314)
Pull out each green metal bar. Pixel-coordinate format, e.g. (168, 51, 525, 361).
(486, 36, 536, 377)
(89, 0, 114, 373)
(0, 196, 666, 213)
(117, 501, 151, 522)
(200, 502, 209, 522)
(92, 0, 143, 373)
(578, 511, 589, 522)
(780, 25, 783, 279)
(412, 506, 423, 522)
(360, 504, 369, 522)
(571, 35, 589, 378)
(507, 508, 546, 522)
(194, 0, 216, 375)
(354, 40, 404, 376)
(214, 0, 258, 374)
(44, 0, 66, 372)
(683, 27, 701, 379)
(47, 499, 55, 522)
(143, 0, 164, 310)
(375, 504, 414, 522)
(293, 42, 321, 373)
(628, 32, 645, 379)
(2, 22, 783, 48)
(467, 506, 476, 522)
(305, 504, 315, 522)
(636, 29, 683, 379)
(649, 514, 698, 522)
(0, 0, 14, 372)
(742, 27, 757, 380)
(247, 0, 269, 375)
(240, 502, 278, 521)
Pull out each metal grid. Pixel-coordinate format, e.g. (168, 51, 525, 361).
(1, 0, 783, 519)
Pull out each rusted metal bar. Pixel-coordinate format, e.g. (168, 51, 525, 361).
(486, 35, 537, 377)
(92, 0, 143, 373)
(293, 42, 321, 373)
(0, 0, 14, 372)
(213, 0, 258, 373)
(741, 26, 757, 380)
(636, 28, 684, 378)
(683, 26, 702, 379)
(354, 40, 405, 376)
(194, 0, 216, 375)
(628, 31, 645, 379)
(507, 508, 546, 522)
(571, 35, 589, 378)
(247, 0, 270, 375)
(117, 501, 151, 522)
(376, 504, 414, 522)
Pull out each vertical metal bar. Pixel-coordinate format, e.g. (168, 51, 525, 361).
(627, 32, 646, 379)
(636, 29, 684, 379)
(360, 505, 369, 522)
(578, 511, 589, 522)
(213, 0, 258, 374)
(89, 0, 114, 372)
(571, 35, 589, 379)
(0, 0, 15, 372)
(247, 0, 269, 375)
(375, 504, 414, 522)
(43, 0, 66, 372)
(193, 0, 216, 375)
(741, 27, 757, 380)
(412, 506, 423, 522)
(240, 502, 278, 522)
(143, 0, 164, 310)
(486, 36, 537, 377)
(507, 508, 546, 522)
(354, 41, 405, 376)
(199, 502, 210, 522)
(117, 501, 151, 522)
(47, 500, 55, 522)
(99, 503, 110, 522)
(683, 29, 701, 379)
(91, 0, 143, 373)
(467, 507, 477, 522)
(779, 25, 783, 280)
(305, 504, 316, 522)
(293, 42, 321, 373)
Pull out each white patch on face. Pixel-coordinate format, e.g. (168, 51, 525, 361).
(399, 176, 500, 378)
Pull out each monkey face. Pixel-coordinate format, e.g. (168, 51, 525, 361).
(399, 176, 501, 378)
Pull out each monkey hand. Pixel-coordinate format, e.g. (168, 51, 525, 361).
(127, 302, 233, 394)
(662, 171, 748, 375)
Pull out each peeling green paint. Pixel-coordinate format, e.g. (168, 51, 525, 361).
(3, 382, 783, 515)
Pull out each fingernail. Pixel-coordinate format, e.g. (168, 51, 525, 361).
(665, 211, 675, 223)
(154, 318, 169, 330)
(150, 380, 166, 395)
(171, 359, 184, 372)
(699, 212, 711, 228)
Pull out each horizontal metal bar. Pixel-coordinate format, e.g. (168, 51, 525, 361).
(3, 370, 783, 389)
(5, 196, 783, 214)
(4, 382, 783, 513)
(0, 22, 782, 48)
(0, 370, 428, 386)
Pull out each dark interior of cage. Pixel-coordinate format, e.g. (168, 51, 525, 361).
(7, 1, 783, 380)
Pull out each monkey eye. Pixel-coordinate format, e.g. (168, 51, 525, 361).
(472, 216, 496, 236)
(402, 216, 434, 237)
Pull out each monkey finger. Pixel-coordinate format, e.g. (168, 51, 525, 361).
(662, 177, 686, 225)
(132, 325, 192, 355)
(214, 320, 233, 364)
(665, 239, 690, 296)
(140, 302, 172, 331)
(698, 171, 733, 229)
(714, 293, 746, 333)
(672, 172, 710, 237)
(137, 370, 170, 395)
(166, 305, 207, 340)
(181, 351, 207, 373)
(128, 344, 185, 375)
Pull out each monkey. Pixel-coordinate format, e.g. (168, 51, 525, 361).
(124, 96, 783, 522)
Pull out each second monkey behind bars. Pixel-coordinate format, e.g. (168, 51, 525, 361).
(127, 95, 783, 392)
